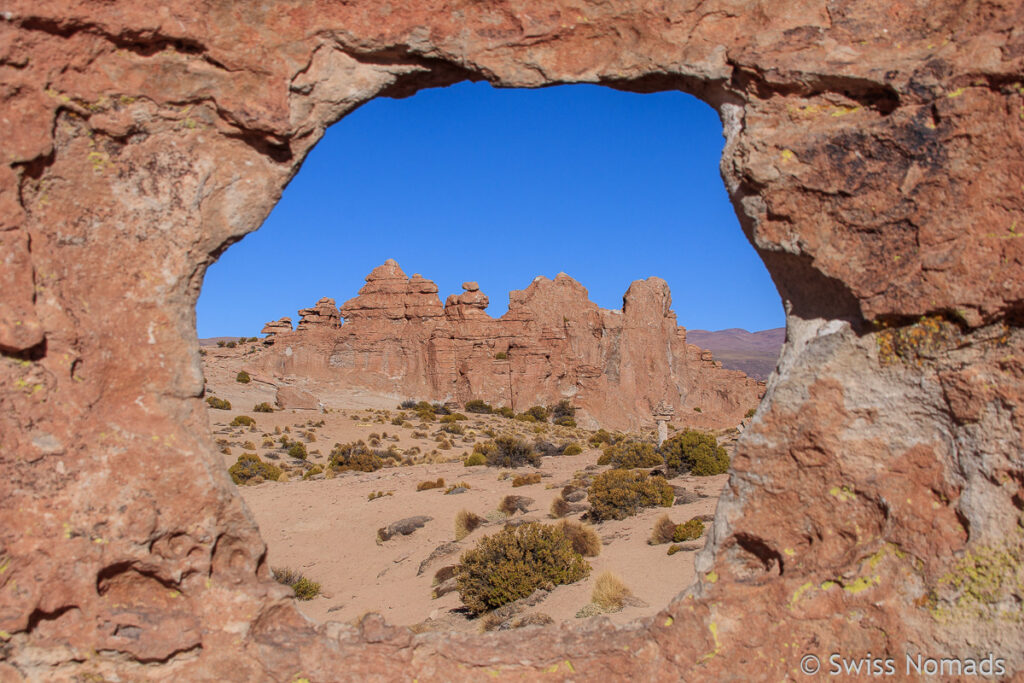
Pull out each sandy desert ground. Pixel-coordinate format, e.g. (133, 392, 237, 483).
(203, 341, 731, 633)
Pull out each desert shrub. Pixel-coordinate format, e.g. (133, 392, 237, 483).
(514, 412, 537, 423)
(287, 442, 308, 460)
(441, 423, 464, 435)
(242, 440, 256, 450)
(660, 430, 730, 476)
(693, 406, 702, 412)
(368, 490, 393, 501)
(476, 436, 540, 468)
(667, 544, 684, 556)
(225, 341, 237, 348)
(562, 443, 583, 456)
(587, 429, 613, 447)
(206, 396, 231, 410)
(463, 451, 486, 467)
(390, 415, 404, 426)
(597, 441, 662, 469)
(673, 518, 705, 542)
(550, 497, 570, 518)
(533, 440, 563, 458)
(745, 407, 757, 419)
(230, 415, 256, 427)
(399, 399, 418, 410)
(556, 520, 601, 557)
(217, 341, 226, 348)
(465, 399, 493, 414)
(445, 481, 471, 494)
(494, 351, 508, 360)
(440, 412, 468, 423)
(236, 370, 251, 383)
(437, 438, 452, 450)
(417, 477, 445, 491)
(525, 405, 549, 422)
(551, 399, 576, 427)
(328, 441, 384, 472)
(302, 465, 323, 480)
(252, 402, 274, 413)
(511, 473, 542, 487)
(496, 406, 515, 418)
(650, 514, 677, 544)
(499, 495, 532, 516)
(455, 509, 484, 541)
(592, 572, 632, 611)
(228, 453, 281, 485)
(456, 522, 590, 614)
(272, 567, 320, 600)
(587, 469, 674, 521)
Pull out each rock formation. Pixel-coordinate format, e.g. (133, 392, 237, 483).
(258, 261, 763, 430)
(260, 317, 293, 339)
(296, 298, 341, 330)
(1, 1, 1022, 680)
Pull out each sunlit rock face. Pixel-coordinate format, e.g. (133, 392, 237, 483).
(258, 262, 763, 430)
(1, 0, 1022, 679)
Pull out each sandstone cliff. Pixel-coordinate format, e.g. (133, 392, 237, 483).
(257, 259, 764, 430)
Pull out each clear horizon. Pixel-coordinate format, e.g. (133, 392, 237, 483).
(197, 82, 784, 337)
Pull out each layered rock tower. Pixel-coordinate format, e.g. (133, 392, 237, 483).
(258, 260, 763, 430)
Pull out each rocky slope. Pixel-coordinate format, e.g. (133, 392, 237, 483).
(686, 327, 785, 380)
(254, 260, 764, 430)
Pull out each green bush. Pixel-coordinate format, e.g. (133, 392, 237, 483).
(673, 518, 705, 542)
(476, 436, 540, 468)
(562, 443, 583, 456)
(456, 522, 590, 614)
(494, 351, 508, 360)
(230, 415, 256, 427)
(217, 341, 226, 348)
(551, 399, 575, 427)
(287, 442, 308, 460)
(328, 441, 384, 472)
(272, 567, 321, 600)
(236, 370, 251, 384)
(514, 412, 537, 423)
(660, 430, 729, 476)
(464, 451, 487, 467)
(587, 470, 674, 521)
(226, 341, 237, 348)
(496, 406, 515, 418)
(745, 407, 757, 419)
(597, 441, 662, 469)
(587, 429, 613, 447)
(525, 405, 549, 422)
(464, 400, 493, 414)
(440, 413, 467, 423)
(253, 402, 274, 413)
(302, 465, 323, 480)
(228, 453, 281, 484)
(206, 396, 231, 410)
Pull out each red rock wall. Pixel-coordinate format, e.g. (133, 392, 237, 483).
(1, 1, 1022, 680)
(259, 260, 763, 430)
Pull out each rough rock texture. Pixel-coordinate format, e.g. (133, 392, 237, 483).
(1, 1, 1022, 681)
(259, 262, 763, 430)
(297, 298, 341, 331)
(260, 317, 293, 339)
(275, 385, 320, 411)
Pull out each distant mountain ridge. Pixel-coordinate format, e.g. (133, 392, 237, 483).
(686, 327, 785, 381)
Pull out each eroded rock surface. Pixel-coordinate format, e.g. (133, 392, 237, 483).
(259, 261, 763, 430)
(1, 1, 1022, 681)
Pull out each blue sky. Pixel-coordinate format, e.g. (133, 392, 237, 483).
(196, 82, 783, 338)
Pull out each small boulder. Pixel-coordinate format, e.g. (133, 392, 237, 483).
(377, 515, 432, 542)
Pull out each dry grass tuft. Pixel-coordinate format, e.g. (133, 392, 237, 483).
(511, 472, 542, 487)
(557, 520, 601, 557)
(417, 477, 445, 491)
(650, 514, 677, 545)
(549, 497, 570, 518)
(591, 571, 631, 611)
(455, 509, 484, 541)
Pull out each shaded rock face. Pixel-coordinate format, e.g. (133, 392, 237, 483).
(260, 263, 763, 430)
(0, 2, 1022, 681)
